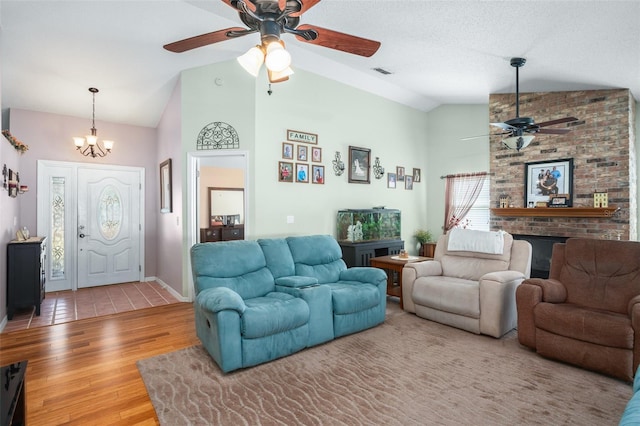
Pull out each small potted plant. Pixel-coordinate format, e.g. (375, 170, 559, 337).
(413, 229, 434, 257)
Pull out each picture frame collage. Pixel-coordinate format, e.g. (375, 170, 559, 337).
(279, 130, 324, 184)
(387, 166, 421, 190)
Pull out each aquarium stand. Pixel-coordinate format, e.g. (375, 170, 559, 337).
(339, 239, 405, 267)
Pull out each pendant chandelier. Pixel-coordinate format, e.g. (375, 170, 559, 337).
(73, 87, 114, 158)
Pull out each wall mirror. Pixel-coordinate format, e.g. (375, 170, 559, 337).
(160, 159, 172, 213)
(209, 187, 244, 226)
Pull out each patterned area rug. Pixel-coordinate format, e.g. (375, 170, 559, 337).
(137, 302, 631, 425)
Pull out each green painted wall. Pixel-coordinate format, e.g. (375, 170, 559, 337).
(181, 60, 435, 253)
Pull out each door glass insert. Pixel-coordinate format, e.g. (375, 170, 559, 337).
(50, 177, 65, 279)
(98, 185, 122, 240)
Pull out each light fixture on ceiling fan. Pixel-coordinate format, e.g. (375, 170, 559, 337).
(491, 57, 579, 151)
(163, 0, 381, 84)
(73, 87, 114, 158)
(463, 57, 579, 150)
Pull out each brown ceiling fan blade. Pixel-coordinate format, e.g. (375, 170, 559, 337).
(295, 24, 380, 57)
(537, 128, 572, 135)
(164, 27, 247, 52)
(537, 117, 579, 127)
(290, 0, 321, 17)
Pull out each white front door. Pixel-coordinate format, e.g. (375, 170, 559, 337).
(77, 167, 141, 288)
(37, 161, 144, 292)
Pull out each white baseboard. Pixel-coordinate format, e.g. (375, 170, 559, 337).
(145, 276, 190, 303)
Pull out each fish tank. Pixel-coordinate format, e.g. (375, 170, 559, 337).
(336, 209, 401, 242)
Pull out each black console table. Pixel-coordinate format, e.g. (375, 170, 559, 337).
(1, 361, 27, 426)
(339, 239, 404, 267)
(7, 236, 47, 319)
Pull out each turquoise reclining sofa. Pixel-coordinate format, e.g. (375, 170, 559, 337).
(190, 234, 387, 373)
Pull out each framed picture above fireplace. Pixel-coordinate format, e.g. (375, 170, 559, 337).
(524, 158, 573, 208)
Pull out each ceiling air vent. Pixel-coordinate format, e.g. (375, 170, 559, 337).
(372, 67, 392, 75)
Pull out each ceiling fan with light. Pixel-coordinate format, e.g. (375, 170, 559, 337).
(163, 0, 381, 83)
(465, 57, 579, 151)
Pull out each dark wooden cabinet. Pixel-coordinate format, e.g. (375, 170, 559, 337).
(200, 225, 244, 243)
(339, 239, 404, 267)
(1, 361, 27, 426)
(7, 237, 46, 320)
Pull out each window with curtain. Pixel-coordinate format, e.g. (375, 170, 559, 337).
(444, 173, 490, 232)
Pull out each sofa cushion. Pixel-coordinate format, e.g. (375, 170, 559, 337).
(328, 282, 380, 314)
(242, 292, 310, 339)
(440, 256, 510, 282)
(559, 239, 640, 315)
(191, 241, 275, 299)
(412, 277, 480, 318)
(287, 235, 347, 283)
(258, 238, 296, 278)
(436, 231, 513, 281)
(534, 302, 633, 349)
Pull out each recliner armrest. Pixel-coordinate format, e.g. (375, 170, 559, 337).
(403, 260, 443, 278)
(339, 267, 387, 284)
(521, 278, 567, 303)
(275, 276, 319, 288)
(196, 287, 246, 314)
(481, 270, 525, 284)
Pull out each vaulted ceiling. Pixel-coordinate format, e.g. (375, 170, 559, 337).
(2, 1, 639, 128)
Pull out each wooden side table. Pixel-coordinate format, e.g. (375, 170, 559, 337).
(369, 255, 432, 309)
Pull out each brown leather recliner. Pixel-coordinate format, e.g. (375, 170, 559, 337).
(516, 238, 640, 382)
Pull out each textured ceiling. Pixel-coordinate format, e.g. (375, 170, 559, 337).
(2, 1, 639, 128)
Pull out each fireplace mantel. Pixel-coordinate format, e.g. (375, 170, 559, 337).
(491, 206, 618, 218)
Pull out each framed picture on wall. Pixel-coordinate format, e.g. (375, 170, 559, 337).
(278, 161, 294, 183)
(413, 168, 421, 182)
(282, 142, 294, 159)
(296, 163, 309, 183)
(312, 165, 325, 184)
(297, 145, 308, 161)
(387, 173, 397, 189)
(311, 147, 322, 163)
(348, 146, 370, 184)
(524, 158, 573, 207)
(396, 166, 405, 182)
(405, 175, 414, 190)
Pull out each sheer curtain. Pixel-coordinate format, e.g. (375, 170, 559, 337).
(443, 172, 488, 231)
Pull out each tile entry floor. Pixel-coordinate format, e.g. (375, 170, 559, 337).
(3, 281, 180, 333)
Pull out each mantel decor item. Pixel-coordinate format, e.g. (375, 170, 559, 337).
(348, 146, 371, 184)
(160, 159, 172, 213)
(524, 158, 573, 208)
(73, 87, 114, 158)
(2, 130, 29, 153)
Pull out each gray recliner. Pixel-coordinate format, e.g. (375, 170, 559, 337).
(402, 229, 532, 338)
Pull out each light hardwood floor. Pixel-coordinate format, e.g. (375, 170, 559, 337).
(0, 303, 199, 425)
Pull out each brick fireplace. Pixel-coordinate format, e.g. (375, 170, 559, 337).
(489, 88, 637, 242)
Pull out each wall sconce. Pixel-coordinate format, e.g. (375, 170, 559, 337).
(332, 151, 345, 176)
(373, 157, 385, 179)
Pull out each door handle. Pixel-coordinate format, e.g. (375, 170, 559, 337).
(79, 233, 89, 238)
